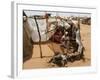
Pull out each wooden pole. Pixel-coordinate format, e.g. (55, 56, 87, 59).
(34, 16, 43, 58)
(45, 13, 49, 40)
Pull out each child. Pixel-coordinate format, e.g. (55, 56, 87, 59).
(60, 31, 70, 54)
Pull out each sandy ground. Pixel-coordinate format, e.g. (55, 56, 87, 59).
(23, 23, 91, 69)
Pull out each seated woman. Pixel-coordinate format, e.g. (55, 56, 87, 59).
(50, 26, 64, 43)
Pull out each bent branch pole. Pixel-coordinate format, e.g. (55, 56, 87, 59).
(34, 16, 43, 58)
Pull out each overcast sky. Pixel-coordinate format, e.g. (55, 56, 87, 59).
(24, 10, 91, 17)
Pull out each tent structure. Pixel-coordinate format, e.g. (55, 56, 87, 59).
(23, 11, 58, 60)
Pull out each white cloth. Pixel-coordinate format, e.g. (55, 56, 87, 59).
(76, 29, 83, 53)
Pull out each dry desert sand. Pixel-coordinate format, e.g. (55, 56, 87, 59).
(23, 23, 91, 69)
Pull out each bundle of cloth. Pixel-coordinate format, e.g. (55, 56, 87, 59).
(48, 47, 85, 67)
(48, 52, 67, 67)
